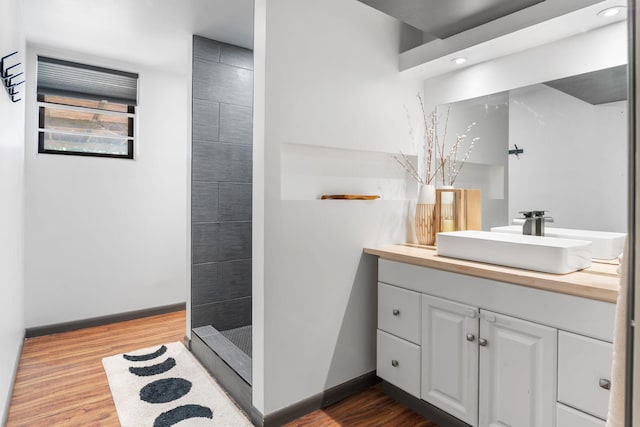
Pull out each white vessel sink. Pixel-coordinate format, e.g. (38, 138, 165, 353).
(436, 230, 592, 274)
(491, 225, 625, 260)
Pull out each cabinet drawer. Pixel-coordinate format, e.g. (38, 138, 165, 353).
(557, 403, 605, 427)
(376, 330, 420, 397)
(558, 331, 612, 420)
(378, 282, 420, 344)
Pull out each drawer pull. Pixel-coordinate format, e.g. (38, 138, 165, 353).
(466, 333, 476, 342)
(479, 338, 488, 347)
(392, 309, 400, 316)
(391, 360, 399, 367)
(599, 378, 611, 390)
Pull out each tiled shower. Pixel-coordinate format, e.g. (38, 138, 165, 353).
(190, 35, 253, 408)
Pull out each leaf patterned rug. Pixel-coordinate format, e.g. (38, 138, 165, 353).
(102, 342, 252, 426)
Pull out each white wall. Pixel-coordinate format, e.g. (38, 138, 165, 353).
(509, 85, 627, 232)
(0, 0, 25, 421)
(24, 46, 189, 328)
(253, 0, 423, 414)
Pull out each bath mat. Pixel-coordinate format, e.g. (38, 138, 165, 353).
(102, 342, 252, 427)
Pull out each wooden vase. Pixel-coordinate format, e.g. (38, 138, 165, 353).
(415, 184, 436, 246)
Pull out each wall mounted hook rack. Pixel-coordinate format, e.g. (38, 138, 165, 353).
(1, 51, 24, 103)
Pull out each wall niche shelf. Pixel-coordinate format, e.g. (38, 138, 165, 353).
(280, 142, 416, 201)
(1, 51, 24, 103)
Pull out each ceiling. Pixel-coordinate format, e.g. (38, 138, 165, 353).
(357, 0, 545, 39)
(21, 0, 627, 82)
(21, 0, 254, 73)
(395, 0, 627, 79)
(544, 65, 628, 105)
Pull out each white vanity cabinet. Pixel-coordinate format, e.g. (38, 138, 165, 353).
(557, 331, 613, 426)
(375, 258, 616, 427)
(376, 283, 422, 397)
(478, 310, 556, 427)
(378, 282, 421, 344)
(376, 330, 421, 397)
(421, 294, 479, 425)
(420, 295, 556, 427)
(556, 404, 606, 427)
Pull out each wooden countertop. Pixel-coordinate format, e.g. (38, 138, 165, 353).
(364, 244, 620, 303)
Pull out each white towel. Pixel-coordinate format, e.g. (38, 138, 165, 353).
(606, 241, 628, 427)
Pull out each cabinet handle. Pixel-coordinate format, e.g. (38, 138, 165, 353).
(392, 309, 400, 316)
(483, 313, 496, 323)
(599, 379, 611, 390)
(466, 333, 476, 342)
(479, 338, 488, 347)
(391, 360, 399, 367)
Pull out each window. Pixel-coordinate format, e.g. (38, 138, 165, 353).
(37, 56, 138, 159)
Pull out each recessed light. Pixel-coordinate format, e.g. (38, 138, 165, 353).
(598, 6, 625, 17)
(452, 57, 467, 65)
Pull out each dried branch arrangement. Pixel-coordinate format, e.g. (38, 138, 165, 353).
(394, 94, 441, 185)
(442, 121, 479, 186)
(394, 93, 479, 187)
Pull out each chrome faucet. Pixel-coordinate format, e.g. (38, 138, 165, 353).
(519, 210, 553, 236)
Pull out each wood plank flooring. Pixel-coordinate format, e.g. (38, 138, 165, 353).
(285, 386, 438, 427)
(7, 310, 437, 426)
(7, 311, 186, 426)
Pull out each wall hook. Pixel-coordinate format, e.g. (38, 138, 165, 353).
(1, 51, 24, 103)
(508, 144, 524, 159)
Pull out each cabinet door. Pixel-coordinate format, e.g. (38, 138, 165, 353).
(479, 310, 557, 427)
(422, 294, 479, 426)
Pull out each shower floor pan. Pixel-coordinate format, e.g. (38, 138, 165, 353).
(192, 324, 252, 385)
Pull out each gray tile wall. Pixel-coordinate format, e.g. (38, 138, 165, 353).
(191, 35, 253, 331)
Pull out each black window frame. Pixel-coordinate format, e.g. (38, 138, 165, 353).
(36, 57, 138, 160)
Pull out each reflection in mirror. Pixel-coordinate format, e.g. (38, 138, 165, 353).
(435, 93, 509, 231)
(437, 65, 627, 233)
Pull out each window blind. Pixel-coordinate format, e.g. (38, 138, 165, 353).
(37, 56, 138, 105)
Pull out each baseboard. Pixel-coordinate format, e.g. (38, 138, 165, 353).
(190, 334, 378, 427)
(262, 371, 380, 427)
(382, 381, 470, 427)
(2, 330, 25, 426)
(25, 302, 186, 338)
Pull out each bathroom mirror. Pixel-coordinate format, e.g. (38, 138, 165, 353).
(437, 64, 628, 233)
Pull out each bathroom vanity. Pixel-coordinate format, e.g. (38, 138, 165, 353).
(365, 244, 619, 427)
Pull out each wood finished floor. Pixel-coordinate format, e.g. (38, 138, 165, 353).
(7, 310, 437, 426)
(7, 311, 186, 426)
(285, 386, 439, 427)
